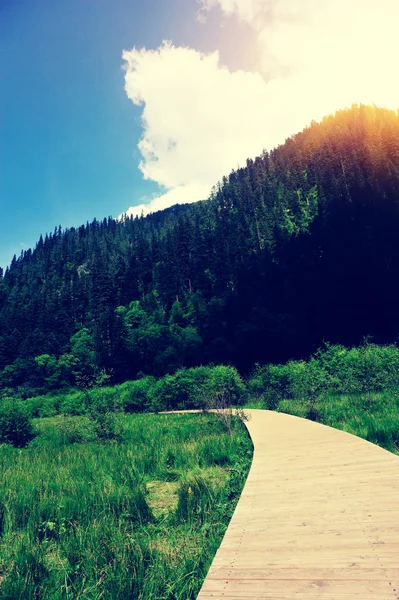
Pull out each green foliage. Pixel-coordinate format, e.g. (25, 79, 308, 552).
(34, 354, 62, 389)
(119, 377, 155, 413)
(276, 399, 308, 419)
(247, 342, 399, 453)
(149, 366, 211, 411)
(87, 384, 124, 413)
(88, 406, 123, 442)
(250, 343, 399, 408)
(248, 342, 399, 436)
(58, 390, 87, 415)
(0, 359, 33, 390)
(0, 400, 35, 447)
(23, 393, 59, 418)
(70, 328, 97, 373)
(205, 365, 246, 405)
(249, 361, 306, 408)
(120, 296, 203, 377)
(148, 365, 245, 412)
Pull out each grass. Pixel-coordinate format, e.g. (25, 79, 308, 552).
(274, 390, 399, 454)
(0, 412, 253, 600)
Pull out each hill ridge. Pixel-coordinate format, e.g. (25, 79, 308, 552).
(1, 104, 399, 391)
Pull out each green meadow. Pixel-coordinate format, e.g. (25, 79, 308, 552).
(2, 342, 399, 599)
(275, 391, 399, 453)
(0, 412, 252, 600)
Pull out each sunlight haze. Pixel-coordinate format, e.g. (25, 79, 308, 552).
(122, 0, 399, 217)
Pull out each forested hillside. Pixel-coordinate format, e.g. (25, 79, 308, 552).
(1, 104, 399, 393)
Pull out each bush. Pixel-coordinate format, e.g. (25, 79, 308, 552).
(201, 366, 247, 434)
(23, 394, 59, 418)
(205, 365, 246, 406)
(249, 363, 293, 408)
(90, 410, 123, 441)
(87, 395, 124, 441)
(58, 390, 87, 415)
(89, 386, 124, 414)
(149, 366, 212, 411)
(313, 342, 399, 395)
(119, 377, 155, 413)
(149, 365, 246, 412)
(0, 401, 35, 447)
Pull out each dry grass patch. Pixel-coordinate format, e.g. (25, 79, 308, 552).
(202, 466, 229, 489)
(146, 480, 179, 517)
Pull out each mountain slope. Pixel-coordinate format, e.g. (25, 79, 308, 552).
(1, 104, 399, 391)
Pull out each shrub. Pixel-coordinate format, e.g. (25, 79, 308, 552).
(149, 366, 212, 411)
(288, 358, 336, 403)
(23, 394, 58, 418)
(205, 365, 246, 406)
(58, 390, 87, 415)
(149, 365, 246, 412)
(249, 363, 293, 408)
(89, 386, 124, 414)
(202, 366, 247, 434)
(88, 396, 124, 441)
(90, 410, 123, 441)
(313, 342, 399, 395)
(0, 400, 35, 447)
(119, 377, 155, 413)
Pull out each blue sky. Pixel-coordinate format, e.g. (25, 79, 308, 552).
(0, 0, 223, 268)
(1, 0, 397, 269)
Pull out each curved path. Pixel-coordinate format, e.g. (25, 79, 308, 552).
(197, 409, 399, 599)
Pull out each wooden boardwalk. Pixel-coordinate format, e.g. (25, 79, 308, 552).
(197, 409, 399, 599)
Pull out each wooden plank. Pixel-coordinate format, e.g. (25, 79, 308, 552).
(196, 409, 399, 599)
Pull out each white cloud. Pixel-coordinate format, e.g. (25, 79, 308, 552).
(122, 41, 300, 216)
(198, 0, 278, 28)
(119, 182, 211, 219)
(122, 1, 399, 216)
(200, 0, 399, 96)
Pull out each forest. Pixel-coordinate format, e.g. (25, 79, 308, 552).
(1, 104, 399, 395)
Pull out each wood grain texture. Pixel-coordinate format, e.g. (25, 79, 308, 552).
(197, 409, 399, 599)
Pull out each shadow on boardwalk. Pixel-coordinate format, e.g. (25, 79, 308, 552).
(197, 409, 399, 599)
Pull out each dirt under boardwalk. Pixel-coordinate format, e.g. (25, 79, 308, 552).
(197, 409, 399, 599)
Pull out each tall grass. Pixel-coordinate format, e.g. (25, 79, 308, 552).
(248, 343, 399, 454)
(0, 412, 252, 599)
(277, 390, 399, 453)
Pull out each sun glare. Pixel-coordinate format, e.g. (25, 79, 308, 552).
(252, 0, 399, 127)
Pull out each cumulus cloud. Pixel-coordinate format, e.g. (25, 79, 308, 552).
(199, 0, 399, 90)
(122, 1, 399, 216)
(121, 42, 299, 217)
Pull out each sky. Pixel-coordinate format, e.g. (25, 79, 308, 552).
(1, 0, 398, 270)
